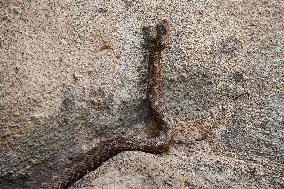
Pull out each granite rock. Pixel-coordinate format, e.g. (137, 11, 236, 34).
(0, 0, 283, 188)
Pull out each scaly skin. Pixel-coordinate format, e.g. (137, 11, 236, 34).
(39, 20, 173, 189)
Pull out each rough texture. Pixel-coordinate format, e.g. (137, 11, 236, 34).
(0, 0, 284, 189)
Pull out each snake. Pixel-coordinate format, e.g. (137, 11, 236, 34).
(39, 20, 173, 189)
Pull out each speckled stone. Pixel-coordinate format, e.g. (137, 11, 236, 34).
(0, 0, 283, 188)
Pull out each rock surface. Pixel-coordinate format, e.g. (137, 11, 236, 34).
(0, 0, 283, 188)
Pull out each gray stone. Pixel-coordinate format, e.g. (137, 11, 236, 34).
(0, 0, 283, 188)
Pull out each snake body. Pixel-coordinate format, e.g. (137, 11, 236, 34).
(40, 20, 173, 189)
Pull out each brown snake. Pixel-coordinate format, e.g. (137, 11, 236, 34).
(39, 20, 173, 189)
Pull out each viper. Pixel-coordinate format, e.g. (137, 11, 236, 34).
(40, 20, 173, 189)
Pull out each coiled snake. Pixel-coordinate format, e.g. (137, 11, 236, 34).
(40, 20, 173, 189)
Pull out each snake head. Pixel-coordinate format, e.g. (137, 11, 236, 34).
(142, 20, 170, 51)
(156, 19, 170, 50)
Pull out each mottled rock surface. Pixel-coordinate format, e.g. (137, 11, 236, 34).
(0, 0, 283, 188)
